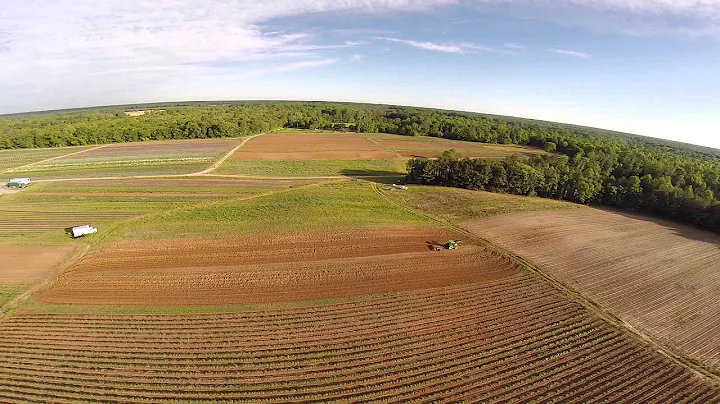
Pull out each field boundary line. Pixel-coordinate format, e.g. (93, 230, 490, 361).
(371, 182, 720, 385)
(193, 134, 264, 175)
(366, 137, 405, 159)
(2, 144, 109, 174)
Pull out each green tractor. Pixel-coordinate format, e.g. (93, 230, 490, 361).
(446, 240, 462, 250)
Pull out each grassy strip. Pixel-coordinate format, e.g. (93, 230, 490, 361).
(380, 185, 578, 222)
(216, 158, 408, 177)
(0, 286, 25, 307)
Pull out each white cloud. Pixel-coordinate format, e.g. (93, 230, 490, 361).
(246, 59, 338, 76)
(0, 0, 457, 113)
(350, 54, 364, 61)
(547, 48, 593, 58)
(378, 37, 494, 53)
(505, 43, 525, 50)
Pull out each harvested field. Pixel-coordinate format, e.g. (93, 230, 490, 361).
(40, 228, 517, 305)
(4, 275, 719, 402)
(232, 134, 398, 160)
(0, 246, 76, 285)
(465, 208, 720, 372)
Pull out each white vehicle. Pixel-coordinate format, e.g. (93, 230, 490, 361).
(71, 225, 98, 238)
(7, 178, 31, 188)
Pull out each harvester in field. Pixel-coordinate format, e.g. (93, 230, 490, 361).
(429, 240, 462, 251)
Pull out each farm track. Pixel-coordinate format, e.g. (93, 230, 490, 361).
(1, 276, 717, 402)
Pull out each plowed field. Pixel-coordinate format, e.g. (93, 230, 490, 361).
(55, 138, 239, 160)
(232, 134, 398, 160)
(3, 275, 718, 402)
(465, 208, 720, 372)
(0, 246, 76, 285)
(40, 228, 518, 305)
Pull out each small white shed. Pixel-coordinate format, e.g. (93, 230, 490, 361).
(71, 225, 98, 238)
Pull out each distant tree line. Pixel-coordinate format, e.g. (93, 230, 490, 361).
(1, 102, 718, 232)
(407, 150, 720, 233)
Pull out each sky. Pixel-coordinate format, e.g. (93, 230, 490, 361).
(1, 1, 719, 149)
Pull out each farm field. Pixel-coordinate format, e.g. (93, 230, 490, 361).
(216, 131, 543, 176)
(0, 133, 719, 401)
(39, 228, 517, 306)
(0, 245, 76, 308)
(3, 275, 718, 402)
(466, 208, 720, 373)
(0, 145, 93, 172)
(373, 134, 547, 158)
(5, 138, 240, 179)
(379, 184, 579, 222)
(0, 177, 310, 244)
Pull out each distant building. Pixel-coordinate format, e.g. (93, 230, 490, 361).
(7, 178, 31, 188)
(123, 109, 166, 117)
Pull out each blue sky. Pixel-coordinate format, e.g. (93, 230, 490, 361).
(1, 1, 719, 148)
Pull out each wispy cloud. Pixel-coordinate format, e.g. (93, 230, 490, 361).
(505, 43, 525, 50)
(547, 48, 593, 59)
(378, 37, 495, 54)
(350, 54, 364, 61)
(246, 59, 338, 77)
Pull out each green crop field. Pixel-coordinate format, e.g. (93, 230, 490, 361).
(107, 180, 433, 241)
(215, 158, 408, 177)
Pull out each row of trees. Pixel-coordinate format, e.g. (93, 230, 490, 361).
(407, 151, 720, 233)
(2, 102, 718, 232)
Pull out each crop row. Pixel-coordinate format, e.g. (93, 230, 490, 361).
(2, 277, 718, 402)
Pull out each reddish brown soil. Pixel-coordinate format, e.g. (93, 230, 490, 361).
(232, 134, 398, 160)
(0, 246, 76, 285)
(398, 150, 525, 159)
(3, 275, 718, 402)
(56, 139, 239, 159)
(465, 208, 720, 372)
(40, 228, 518, 305)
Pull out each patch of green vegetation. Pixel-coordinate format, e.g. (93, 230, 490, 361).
(0, 179, 292, 245)
(107, 180, 433, 240)
(216, 158, 408, 177)
(381, 184, 579, 223)
(0, 286, 25, 307)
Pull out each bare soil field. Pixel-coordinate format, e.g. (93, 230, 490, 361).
(0, 246, 76, 285)
(3, 275, 718, 402)
(375, 136, 546, 158)
(53, 138, 240, 160)
(465, 208, 720, 372)
(40, 228, 518, 305)
(232, 134, 399, 160)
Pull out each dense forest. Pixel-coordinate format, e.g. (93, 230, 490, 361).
(1, 101, 719, 232)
